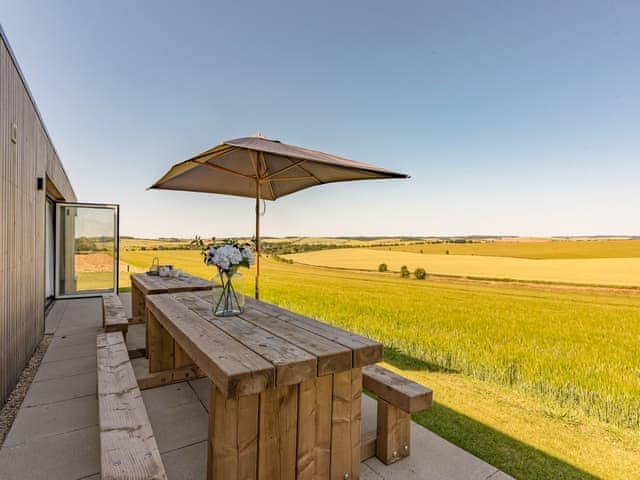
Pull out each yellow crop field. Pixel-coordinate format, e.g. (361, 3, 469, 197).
(285, 248, 640, 287)
(118, 237, 191, 249)
(378, 238, 640, 259)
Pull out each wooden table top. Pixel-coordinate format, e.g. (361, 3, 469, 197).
(145, 290, 383, 398)
(130, 272, 212, 294)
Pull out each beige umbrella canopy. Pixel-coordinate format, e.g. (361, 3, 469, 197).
(150, 135, 409, 298)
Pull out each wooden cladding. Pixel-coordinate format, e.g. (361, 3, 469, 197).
(0, 31, 76, 406)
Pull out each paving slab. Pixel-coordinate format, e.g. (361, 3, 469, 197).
(362, 393, 377, 437)
(142, 384, 209, 454)
(44, 301, 68, 334)
(125, 323, 145, 351)
(486, 472, 516, 480)
(22, 370, 96, 407)
(361, 462, 385, 479)
(52, 324, 102, 339)
(49, 330, 101, 348)
(43, 341, 97, 363)
(33, 354, 97, 382)
(188, 377, 209, 409)
(142, 383, 200, 413)
(119, 292, 132, 317)
(56, 314, 102, 333)
(131, 356, 150, 377)
(3, 395, 98, 446)
(146, 398, 209, 454)
(0, 425, 100, 480)
(162, 441, 208, 480)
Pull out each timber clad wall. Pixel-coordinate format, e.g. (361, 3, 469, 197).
(0, 29, 76, 406)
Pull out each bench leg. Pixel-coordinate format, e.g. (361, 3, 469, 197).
(330, 368, 362, 480)
(376, 398, 410, 465)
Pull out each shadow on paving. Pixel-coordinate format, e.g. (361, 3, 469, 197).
(383, 348, 599, 480)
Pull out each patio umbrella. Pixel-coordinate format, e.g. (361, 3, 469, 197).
(149, 135, 409, 299)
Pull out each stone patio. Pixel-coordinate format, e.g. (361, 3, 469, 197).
(0, 296, 513, 480)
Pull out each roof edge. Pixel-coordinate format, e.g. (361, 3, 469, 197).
(0, 23, 76, 199)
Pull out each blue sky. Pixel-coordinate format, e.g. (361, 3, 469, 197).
(2, 1, 639, 237)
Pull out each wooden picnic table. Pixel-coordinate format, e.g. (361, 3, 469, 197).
(145, 290, 383, 480)
(130, 272, 213, 323)
(130, 272, 212, 357)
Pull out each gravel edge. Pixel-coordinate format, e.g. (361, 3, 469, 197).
(0, 334, 53, 448)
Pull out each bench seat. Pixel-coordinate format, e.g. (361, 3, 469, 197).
(102, 294, 128, 338)
(362, 364, 433, 464)
(97, 332, 167, 479)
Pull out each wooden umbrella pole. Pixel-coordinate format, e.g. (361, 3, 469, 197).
(255, 177, 260, 300)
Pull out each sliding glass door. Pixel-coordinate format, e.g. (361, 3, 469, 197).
(55, 203, 119, 298)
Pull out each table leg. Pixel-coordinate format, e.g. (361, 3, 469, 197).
(258, 384, 298, 479)
(147, 309, 174, 373)
(131, 282, 145, 323)
(297, 376, 332, 480)
(331, 368, 362, 480)
(208, 383, 259, 480)
(174, 341, 194, 368)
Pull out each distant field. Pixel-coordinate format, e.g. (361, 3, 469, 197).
(286, 248, 640, 287)
(377, 239, 640, 259)
(118, 237, 191, 249)
(280, 236, 414, 246)
(119, 248, 640, 479)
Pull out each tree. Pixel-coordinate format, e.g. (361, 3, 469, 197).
(414, 267, 427, 280)
(75, 237, 97, 252)
(400, 265, 410, 278)
(378, 263, 388, 272)
(190, 235, 205, 250)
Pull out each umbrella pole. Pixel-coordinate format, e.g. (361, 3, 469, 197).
(255, 179, 260, 300)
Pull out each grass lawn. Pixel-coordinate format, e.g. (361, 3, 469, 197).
(119, 249, 640, 479)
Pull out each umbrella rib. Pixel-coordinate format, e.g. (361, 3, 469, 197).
(268, 176, 315, 182)
(259, 151, 277, 200)
(296, 163, 323, 184)
(188, 160, 254, 179)
(248, 150, 259, 178)
(188, 144, 235, 163)
(261, 159, 306, 181)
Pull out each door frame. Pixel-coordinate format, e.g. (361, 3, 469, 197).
(54, 202, 120, 299)
(45, 196, 57, 305)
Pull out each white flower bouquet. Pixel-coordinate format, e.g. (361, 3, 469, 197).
(204, 242, 255, 273)
(203, 240, 255, 316)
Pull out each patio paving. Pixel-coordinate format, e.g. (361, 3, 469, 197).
(0, 295, 514, 480)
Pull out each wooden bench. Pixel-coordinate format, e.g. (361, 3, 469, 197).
(102, 294, 129, 339)
(97, 332, 167, 480)
(362, 364, 433, 464)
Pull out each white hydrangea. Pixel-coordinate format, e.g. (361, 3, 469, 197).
(204, 243, 255, 272)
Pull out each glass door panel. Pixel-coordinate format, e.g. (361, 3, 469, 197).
(55, 203, 119, 298)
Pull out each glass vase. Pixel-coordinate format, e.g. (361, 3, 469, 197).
(212, 268, 244, 317)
